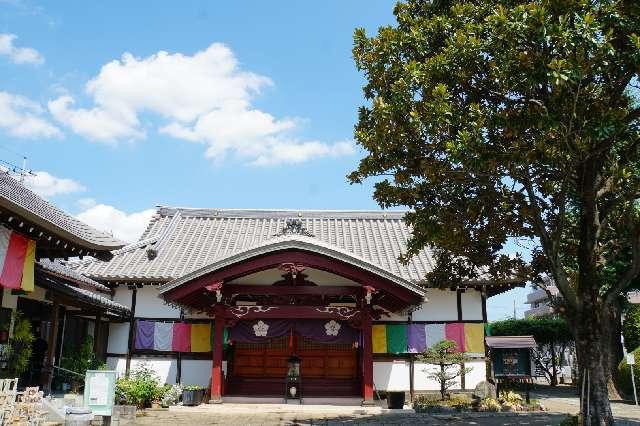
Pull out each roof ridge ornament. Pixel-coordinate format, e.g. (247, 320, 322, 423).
(276, 218, 314, 237)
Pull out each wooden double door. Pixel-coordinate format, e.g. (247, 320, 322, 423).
(232, 335, 358, 379)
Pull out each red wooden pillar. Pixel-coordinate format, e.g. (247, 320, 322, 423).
(210, 306, 225, 403)
(361, 308, 374, 405)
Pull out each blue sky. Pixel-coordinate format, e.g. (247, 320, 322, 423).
(0, 0, 528, 320)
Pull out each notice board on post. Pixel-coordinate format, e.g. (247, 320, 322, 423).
(84, 370, 117, 417)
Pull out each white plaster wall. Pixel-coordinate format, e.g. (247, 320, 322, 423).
(375, 360, 487, 392)
(107, 323, 129, 354)
(181, 360, 212, 388)
(134, 286, 179, 318)
(373, 361, 410, 391)
(107, 356, 178, 384)
(412, 289, 458, 321)
(414, 362, 462, 391)
(461, 290, 483, 321)
(113, 287, 132, 308)
(464, 360, 487, 389)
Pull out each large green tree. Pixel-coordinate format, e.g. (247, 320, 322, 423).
(350, 1, 640, 424)
(489, 317, 574, 385)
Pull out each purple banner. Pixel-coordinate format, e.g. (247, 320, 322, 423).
(228, 319, 358, 344)
(135, 320, 155, 350)
(228, 319, 291, 343)
(407, 324, 426, 353)
(295, 320, 358, 344)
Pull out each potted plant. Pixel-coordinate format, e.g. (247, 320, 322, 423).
(182, 385, 205, 406)
(1, 311, 34, 379)
(160, 384, 182, 408)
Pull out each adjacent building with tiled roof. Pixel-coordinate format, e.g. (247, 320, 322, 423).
(0, 172, 124, 260)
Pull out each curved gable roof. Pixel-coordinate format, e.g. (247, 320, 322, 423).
(158, 233, 426, 298)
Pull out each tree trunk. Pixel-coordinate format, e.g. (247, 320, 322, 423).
(551, 344, 558, 387)
(440, 363, 446, 400)
(572, 303, 615, 425)
(606, 301, 623, 400)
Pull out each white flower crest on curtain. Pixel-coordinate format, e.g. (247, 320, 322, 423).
(324, 320, 341, 336)
(253, 320, 269, 337)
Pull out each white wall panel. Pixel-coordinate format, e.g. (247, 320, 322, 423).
(464, 360, 487, 389)
(461, 290, 483, 321)
(181, 360, 213, 388)
(412, 289, 457, 321)
(134, 286, 179, 318)
(373, 361, 410, 391)
(107, 356, 178, 384)
(113, 287, 132, 308)
(414, 362, 461, 391)
(106, 323, 129, 354)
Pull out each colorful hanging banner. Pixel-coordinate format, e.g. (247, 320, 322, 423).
(135, 320, 155, 350)
(445, 322, 466, 352)
(172, 322, 191, 352)
(372, 324, 387, 353)
(425, 323, 446, 348)
(464, 323, 485, 354)
(0, 226, 35, 291)
(153, 321, 174, 351)
(191, 323, 211, 352)
(386, 324, 408, 354)
(372, 322, 485, 355)
(407, 324, 427, 353)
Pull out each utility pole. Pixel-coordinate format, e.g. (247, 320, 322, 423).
(513, 299, 517, 319)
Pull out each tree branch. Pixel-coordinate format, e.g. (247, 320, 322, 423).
(604, 222, 640, 305)
(522, 167, 578, 308)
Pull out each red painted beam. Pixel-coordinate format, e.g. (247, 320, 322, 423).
(225, 305, 362, 321)
(223, 284, 362, 297)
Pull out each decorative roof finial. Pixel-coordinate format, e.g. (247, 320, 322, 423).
(276, 218, 314, 237)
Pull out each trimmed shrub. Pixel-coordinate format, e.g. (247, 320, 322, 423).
(616, 346, 640, 399)
(623, 305, 640, 352)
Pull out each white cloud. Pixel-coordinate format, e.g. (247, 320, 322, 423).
(0, 33, 44, 65)
(49, 43, 355, 165)
(0, 91, 61, 138)
(76, 204, 155, 243)
(49, 95, 142, 142)
(24, 170, 85, 197)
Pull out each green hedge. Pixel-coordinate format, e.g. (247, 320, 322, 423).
(616, 346, 640, 399)
(623, 305, 640, 352)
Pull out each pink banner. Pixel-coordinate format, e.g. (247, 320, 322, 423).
(445, 322, 465, 352)
(172, 322, 191, 352)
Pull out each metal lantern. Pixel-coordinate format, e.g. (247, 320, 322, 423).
(284, 354, 302, 403)
(287, 355, 301, 379)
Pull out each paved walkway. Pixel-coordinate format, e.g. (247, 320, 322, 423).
(135, 406, 565, 425)
(132, 387, 640, 425)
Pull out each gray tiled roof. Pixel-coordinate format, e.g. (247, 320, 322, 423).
(38, 259, 111, 293)
(73, 207, 438, 283)
(0, 172, 124, 251)
(35, 262, 130, 316)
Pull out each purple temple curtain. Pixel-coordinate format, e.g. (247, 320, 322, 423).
(135, 320, 155, 350)
(407, 324, 427, 353)
(294, 320, 358, 344)
(228, 319, 291, 343)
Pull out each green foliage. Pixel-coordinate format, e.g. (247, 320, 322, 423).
(2, 311, 34, 378)
(60, 336, 105, 379)
(623, 304, 640, 352)
(615, 346, 640, 399)
(183, 385, 204, 391)
(420, 340, 471, 400)
(489, 317, 572, 345)
(115, 363, 165, 408)
(160, 384, 182, 407)
(350, 1, 640, 420)
(413, 394, 471, 413)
